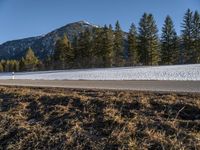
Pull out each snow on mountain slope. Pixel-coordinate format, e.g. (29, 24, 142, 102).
(0, 64, 200, 81)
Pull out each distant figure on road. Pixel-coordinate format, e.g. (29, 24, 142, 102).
(12, 72, 15, 80)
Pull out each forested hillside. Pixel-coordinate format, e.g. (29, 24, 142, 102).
(0, 9, 199, 72)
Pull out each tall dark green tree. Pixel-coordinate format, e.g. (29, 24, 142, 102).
(138, 13, 160, 65)
(19, 58, 25, 71)
(109, 24, 113, 31)
(127, 23, 138, 66)
(44, 55, 54, 70)
(161, 16, 179, 64)
(181, 9, 194, 63)
(72, 36, 79, 67)
(54, 36, 67, 69)
(54, 35, 73, 69)
(4, 60, 10, 72)
(0, 63, 3, 72)
(192, 11, 200, 63)
(101, 25, 114, 67)
(64, 41, 74, 69)
(74, 28, 93, 68)
(113, 20, 125, 67)
(92, 27, 104, 67)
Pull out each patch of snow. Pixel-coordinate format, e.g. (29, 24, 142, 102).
(92, 24, 100, 28)
(81, 20, 99, 28)
(83, 21, 91, 25)
(0, 64, 200, 81)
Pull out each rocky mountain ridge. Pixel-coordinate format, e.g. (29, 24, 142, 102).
(0, 21, 99, 59)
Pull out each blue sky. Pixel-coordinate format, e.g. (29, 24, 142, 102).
(0, 0, 199, 44)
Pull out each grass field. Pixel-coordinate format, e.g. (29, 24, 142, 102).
(0, 86, 199, 149)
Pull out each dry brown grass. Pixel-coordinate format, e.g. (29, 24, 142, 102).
(0, 86, 200, 150)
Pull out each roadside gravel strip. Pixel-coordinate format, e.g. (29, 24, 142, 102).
(0, 80, 200, 93)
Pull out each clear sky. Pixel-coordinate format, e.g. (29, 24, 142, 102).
(0, 0, 199, 44)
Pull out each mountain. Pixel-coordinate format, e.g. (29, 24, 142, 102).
(0, 21, 99, 60)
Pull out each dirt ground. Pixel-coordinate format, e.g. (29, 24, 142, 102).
(0, 86, 199, 150)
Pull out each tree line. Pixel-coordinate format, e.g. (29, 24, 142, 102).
(1, 9, 200, 72)
(0, 47, 42, 72)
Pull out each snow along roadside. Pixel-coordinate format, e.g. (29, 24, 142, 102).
(0, 64, 199, 81)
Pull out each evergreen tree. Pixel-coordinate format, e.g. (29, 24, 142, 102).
(75, 28, 93, 68)
(181, 9, 194, 63)
(0, 60, 6, 71)
(138, 13, 160, 65)
(127, 23, 138, 66)
(0, 63, 3, 72)
(113, 20, 125, 67)
(13, 60, 19, 72)
(65, 42, 74, 69)
(19, 58, 25, 71)
(101, 25, 114, 67)
(44, 55, 54, 70)
(71, 36, 79, 67)
(54, 35, 73, 69)
(0, 60, 20, 72)
(83, 28, 94, 68)
(4, 60, 10, 72)
(74, 32, 85, 68)
(92, 27, 104, 67)
(109, 24, 113, 31)
(192, 11, 200, 63)
(54, 38, 65, 69)
(161, 16, 179, 64)
(9, 60, 15, 72)
(23, 47, 39, 71)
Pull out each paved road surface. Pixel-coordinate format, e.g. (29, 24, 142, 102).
(0, 80, 199, 93)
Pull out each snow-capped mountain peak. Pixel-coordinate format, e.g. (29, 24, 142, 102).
(76, 20, 99, 28)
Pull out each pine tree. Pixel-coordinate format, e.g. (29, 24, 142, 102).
(101, 25, 114, 67)
(181, 9, 194, 63)
(72, 36, 79, 68)
(114, 20, 125, 67)
(9, 60, 15, 72)
(19, 58, 25, 71)
(161, 16, 179, 64)
(64, 41, 74, 69)
(13, 60, 19, 72)
(23, 47, 39, 71)
(92, 27, 104, 67)
(107, 25, 115, 67)
(74, 32, 86, 68)
(138, 13, 160, 65)
(54, 35, 72, 69)
(192, 11, 200, 63)
(44, 55, 54, 70)
(4, 60, 10, 72)
(75, 28, 93, 68)
(0, 60, 5, 71)
(0, 63, 3, 72)
(109, 24, 113, 31)
(127, 23, 138, 66)
(83, 28, 94, 68)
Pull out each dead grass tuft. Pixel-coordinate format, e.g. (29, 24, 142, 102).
(0, 86, 199, 149)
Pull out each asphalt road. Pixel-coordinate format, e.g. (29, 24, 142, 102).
(0, 80, 199, 93)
